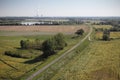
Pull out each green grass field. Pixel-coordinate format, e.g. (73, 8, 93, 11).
(0, 32, 84, 79)
(50, 31, 120, 80)
(0, 24, 89, 79)
(0, 35, 50, 79)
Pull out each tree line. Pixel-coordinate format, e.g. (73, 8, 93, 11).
(93, 20, 120, 32)
(21, 33, 67, 58)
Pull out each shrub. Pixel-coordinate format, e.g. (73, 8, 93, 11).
(4, 50, 33, 59)
(20, 39, 42, 50)
(102, 29, 110, 41)
(4, 51, 21, 58)
(75, 29, 84, 35)
(42, 33, 67, 58)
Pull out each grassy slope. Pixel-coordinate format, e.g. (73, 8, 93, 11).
(51, 30, 120, 80)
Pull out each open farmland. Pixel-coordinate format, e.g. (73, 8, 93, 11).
(50, 31, 120, 80)
(0, 25, 89, 36)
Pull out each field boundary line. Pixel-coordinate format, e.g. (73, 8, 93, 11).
(0, 58, 18, 70)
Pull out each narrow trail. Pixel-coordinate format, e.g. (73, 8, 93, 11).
(26, 25, 93, 80)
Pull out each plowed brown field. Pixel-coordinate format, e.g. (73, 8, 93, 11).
(0, 25, 88, 33)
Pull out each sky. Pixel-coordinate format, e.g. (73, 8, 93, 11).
(0, 0, 120, 17)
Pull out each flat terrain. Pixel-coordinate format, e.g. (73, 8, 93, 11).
(0, 25, 89, 36)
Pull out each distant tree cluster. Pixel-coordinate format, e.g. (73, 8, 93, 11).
(110, 25, 120, 32)
(42, 33, 67, 58)
(0, 20, 21, 26)
(93, 22, 111, 25)
(102, 29, 110, 41)
(110, 27, 120, 32)
(93, 20, 120, 32)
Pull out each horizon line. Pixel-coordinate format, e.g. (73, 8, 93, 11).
(0, 16, 120, 18)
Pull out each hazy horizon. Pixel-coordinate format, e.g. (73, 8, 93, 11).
(0, 0, 120, 17)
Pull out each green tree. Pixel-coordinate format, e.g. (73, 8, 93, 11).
(34, 39, 42, 50)
(20, 40, 32, 49)
(75, 29, 84, 35)
(20, 40, 25, 49)
(102, 29, 110, 41)
(42, 33, 67, 58)
(42, 38, 56, 58)
(54, 33, 67, 50)
(20, 39, 42, 50)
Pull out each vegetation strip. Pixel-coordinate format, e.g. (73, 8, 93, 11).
(26, 25, 92, 80)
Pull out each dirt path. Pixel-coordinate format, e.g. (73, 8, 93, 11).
(26, 25, 92, 80)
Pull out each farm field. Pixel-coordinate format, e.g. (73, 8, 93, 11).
(0, 25, 88, 79)
(0, 25, 89, 36)
(51, 31, 120, 80)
